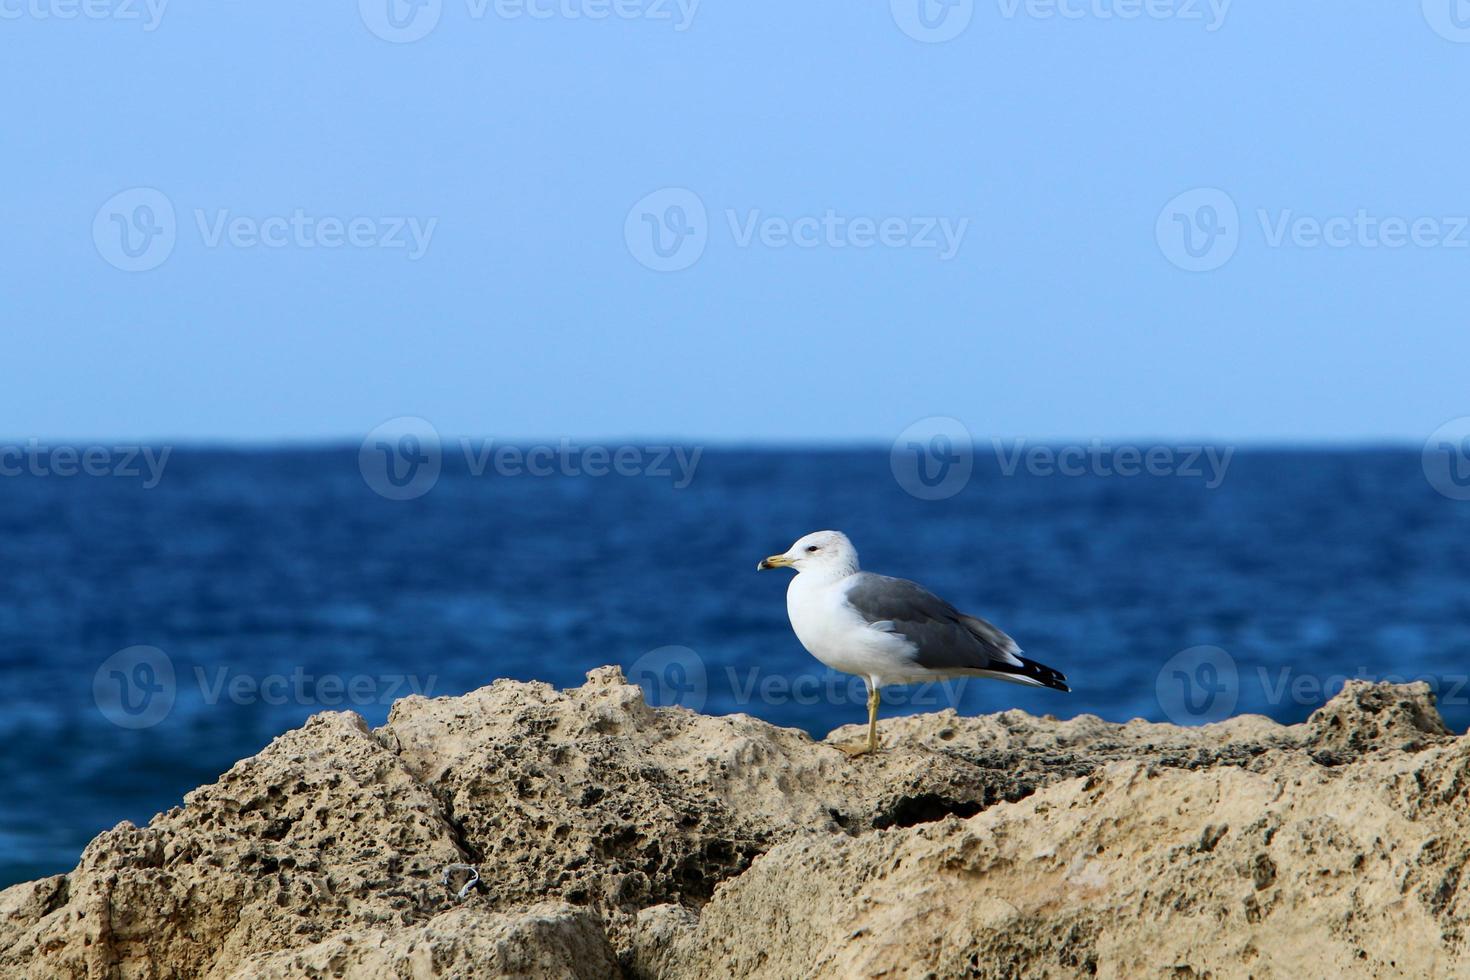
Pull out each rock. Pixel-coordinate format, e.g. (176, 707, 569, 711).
(658, 744, 1470, 977)
(1305, 679, 1453, 757)
(628, 904, 700, 979)
(1, 670, 1465, 978)
(234, 904, 617, 980)
(0, 712, 467, 978)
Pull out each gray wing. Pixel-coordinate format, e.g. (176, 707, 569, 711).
(843, 573, 1022, 670)
(842, 574, 1069, 691)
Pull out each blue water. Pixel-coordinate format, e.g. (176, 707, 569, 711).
(2, 448, 1468, 888)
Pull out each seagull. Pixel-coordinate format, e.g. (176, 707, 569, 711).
(757, 530, 1068, 757)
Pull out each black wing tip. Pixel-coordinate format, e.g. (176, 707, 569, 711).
(1039, 672, 1070, 693)
(1015, 656, 1070, 693)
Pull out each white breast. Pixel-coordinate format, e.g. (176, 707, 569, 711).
(785, 573, 918, 685)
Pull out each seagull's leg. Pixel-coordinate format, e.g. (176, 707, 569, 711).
(834, 680, 879, 758)
(866, 684, 881, 754)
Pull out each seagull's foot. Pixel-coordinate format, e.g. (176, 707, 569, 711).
(832, 740, 876, 759)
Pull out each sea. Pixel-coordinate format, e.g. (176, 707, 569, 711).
(2, 445, 1468, 888)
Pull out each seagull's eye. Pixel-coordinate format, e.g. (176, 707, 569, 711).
(806, 546, 819, 553)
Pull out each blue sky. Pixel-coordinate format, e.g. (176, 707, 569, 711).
(3, 1, 1469, 444)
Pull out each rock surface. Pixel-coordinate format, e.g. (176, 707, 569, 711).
(236, 904, 616, 980)
(1, 670, 1465, 978)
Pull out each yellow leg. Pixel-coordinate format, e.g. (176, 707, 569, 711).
(867, 684, 881, 754)
(836, 683, 881, 758)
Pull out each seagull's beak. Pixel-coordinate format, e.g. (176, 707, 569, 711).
(757, 554, 793, 571)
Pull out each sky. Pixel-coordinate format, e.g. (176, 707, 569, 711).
(3, 1, 1469, 445)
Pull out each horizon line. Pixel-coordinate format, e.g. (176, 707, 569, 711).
(0, 435, 1436, 451)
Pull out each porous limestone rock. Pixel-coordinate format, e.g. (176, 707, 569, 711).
(0, 672, 1461, 979)
(234, 904, 616, 980)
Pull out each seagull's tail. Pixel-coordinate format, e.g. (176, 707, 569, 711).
(979, 655, 1070, 693)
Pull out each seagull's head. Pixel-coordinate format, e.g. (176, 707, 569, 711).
(757, 530, 859, 576)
